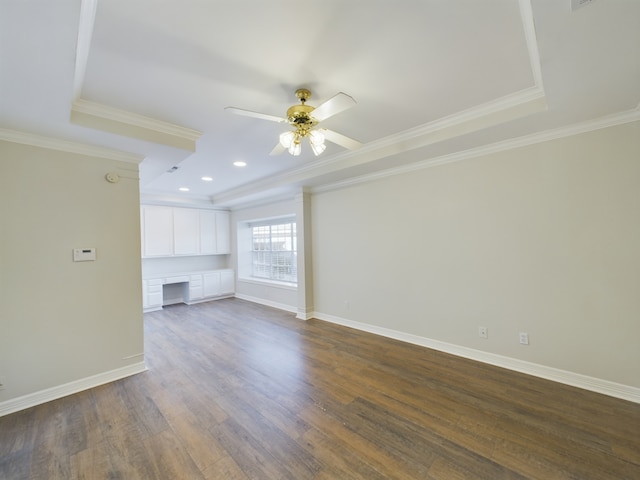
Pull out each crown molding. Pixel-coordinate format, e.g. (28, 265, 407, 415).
(212, 1, 546, 207)
(221, 189, 300, 211)
(519, 0, 544, 90)
(377, 85, 546, 148)
(313, 106, 640, 195)
(212, 85, 547, 206)
(70, 3, 200, 151)
(71, 99, 202, 151)
(0, 128, 144, 164)
(140, 192, 215, 207)
(72, 99, 201, 141)
(72, 0, 98, 101)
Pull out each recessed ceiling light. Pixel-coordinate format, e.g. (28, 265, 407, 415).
(201, 176, 213, 182)
(179, 187, 190, 192)
(233, 161, 247, 167)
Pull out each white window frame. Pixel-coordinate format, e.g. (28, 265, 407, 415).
(249, 218, 297, 285)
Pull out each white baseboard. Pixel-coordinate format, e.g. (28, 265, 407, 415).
(186, 294, 235, 306)
(0, 362, 148, 417)
(313, 312, 640, 404)
(296, 311, 314, 320)
(234, 293, 298, 314)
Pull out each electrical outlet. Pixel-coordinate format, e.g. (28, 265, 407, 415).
(519, 332, 530, 345)
(478, 326, 488, 339)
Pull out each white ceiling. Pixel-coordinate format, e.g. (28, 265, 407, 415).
(1, 0, 639, 207)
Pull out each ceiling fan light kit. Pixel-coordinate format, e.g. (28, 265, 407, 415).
(226, 88, 362, 157)
(279, 122, 327, 157)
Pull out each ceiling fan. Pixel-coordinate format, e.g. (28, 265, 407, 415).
(225, 88, 362, 156)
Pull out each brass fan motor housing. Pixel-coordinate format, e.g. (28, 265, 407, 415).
(287, 104, 316, 125)
(287, 88, 317, 128)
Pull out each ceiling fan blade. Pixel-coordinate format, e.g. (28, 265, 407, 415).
(269, 142, 286, 156)
(225, 107, 286, 123)
(321, 128, 362, 150)
(311, 92, 357, 121)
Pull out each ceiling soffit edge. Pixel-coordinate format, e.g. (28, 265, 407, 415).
(73, 0, 98, 101)
(312, 106, 640, 196)
(71, 1, 202, 152)
(369, 86, 546, 149)
(0, 128, 144, 164)
(215, 105, 640, 208)
(518, 0, 544, 89)
(223, 191, 303, 212)
(71, 99, 202, 151)
(211, 86, 547, 206)
(140, 192, 217, 207)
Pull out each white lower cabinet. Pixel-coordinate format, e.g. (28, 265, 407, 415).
(203, 272, 221, 298)
(143, 270, 234, 312)
(220, 269, 234, 294)
(188, 274, 203, 301)
(145, 278, 163, 311)
(203, 269, 235, 298)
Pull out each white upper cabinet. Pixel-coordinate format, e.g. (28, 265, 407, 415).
(142, 206, 174, 257)
(173, 208, 200, 255)
(199, 210, 217, 255)
(215, 211, 230, 254)
(141, 205, 230, 258)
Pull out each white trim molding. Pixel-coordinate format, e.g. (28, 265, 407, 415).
(296, 307, 314, 321)
(73, 0, 98, 101)
(234, 293, 297, 315)
(212, 85, 547, 207)
(518, 0, 544, 90)
(0, 362, 147, 417)
(313, 106, 640, 195)
(313, 312, 640, 404)
(0, 128, 144, 164)
(71, 99, 202, 151)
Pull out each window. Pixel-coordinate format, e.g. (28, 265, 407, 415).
(251, 220, 297, 283)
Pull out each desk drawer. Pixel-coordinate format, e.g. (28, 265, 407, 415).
(164, 275, 189, 284)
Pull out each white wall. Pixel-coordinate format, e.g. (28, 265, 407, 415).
(311, 121, 640, 389)
(231, 199, 298, 312)
(141, 255, 228, 277)
(0, 140, 144, 409)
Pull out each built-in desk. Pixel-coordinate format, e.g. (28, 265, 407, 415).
(142, 269, 234, 312)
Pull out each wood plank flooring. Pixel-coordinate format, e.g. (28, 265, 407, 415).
(1, 298, 639, 479)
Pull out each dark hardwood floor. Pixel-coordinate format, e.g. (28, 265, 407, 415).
(1, 298, 639, 479)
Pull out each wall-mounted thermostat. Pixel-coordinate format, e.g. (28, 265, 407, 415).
(73, 248, 96, 262)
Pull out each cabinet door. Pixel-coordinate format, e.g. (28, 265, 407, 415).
(142, 206, 173, 257)
(220, 270, 234, 295)
(188, 274, 203, 301)
(215, 211, 230, 254)
(203, 272, 221, 297)
(173, 208, 200, 255)
(199, 210, 217, 255)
